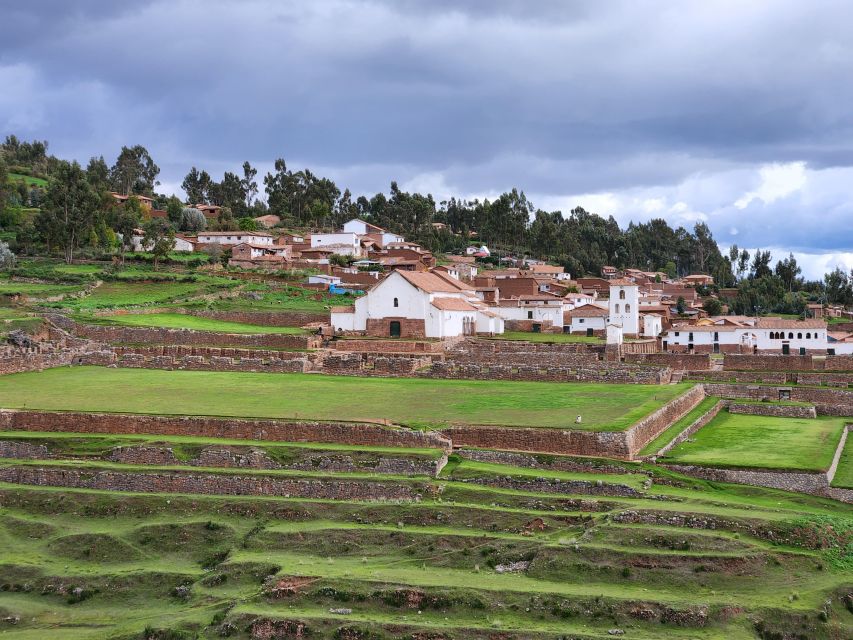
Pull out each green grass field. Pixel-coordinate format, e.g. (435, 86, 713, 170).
(0, 367, 690, 430)
(831, 431, 853, 489)
(79, 312, 308, 334)
(661, 411, 847, 471)
(491, 331, 603, 343)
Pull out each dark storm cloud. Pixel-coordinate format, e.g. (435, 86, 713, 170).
(2, 0, 853, 269)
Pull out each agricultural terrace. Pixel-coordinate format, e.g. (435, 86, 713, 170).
(77, 313, 309, 334)
(833, 433, 853, 489)
(661, 411, 848, 472)
(0, 367, 691, 430)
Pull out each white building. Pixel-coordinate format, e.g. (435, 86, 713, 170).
(495, 296, 565, 329)
(197, 231, 273, 246)
(566, 304, 609, 335)
(342, 218, 405, 247)
(129, 230, 195, 252)
(663, 317, 828, 354)
(642, 313, 663, 339)
(310, 232, 363, 257)
(330, 269, 503, 338)
(607, 279, 640, 336)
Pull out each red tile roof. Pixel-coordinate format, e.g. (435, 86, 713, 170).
(431, 297, 478, 311)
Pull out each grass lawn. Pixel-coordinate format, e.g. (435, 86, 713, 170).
(831, 431, 853, 489)
(201, 284, 356, 313)
(661, 411, 847, 472)
(490, 331, 603, 344)
(79, 312, 308, 334)
(0, 366, 690, 430)
(639, 397, 720, 456)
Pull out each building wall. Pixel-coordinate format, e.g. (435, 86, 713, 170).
(569, 316, 606, 333)
(608, 284, 639, 335)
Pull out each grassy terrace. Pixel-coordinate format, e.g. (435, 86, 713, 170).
(76, 312, 309, 334)
(0, 367, 691, 430)
(832, 431, 853, 489)
(639, 397, 720, 456)
(661, 412, 848, 472)
(0, 454, 848, 640)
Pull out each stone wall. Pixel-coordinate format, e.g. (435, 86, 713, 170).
(333, 339, 447, 354)
(624, 353, 711, 370)
(823, 355, 853, 371)
(702, 383, 853, 415)
(0, 441, 444, 477)
(652, 399, 725, 458)
(457, 475, 643, 498)
(684, 370, 788, 384)
(69, 322, 320, 349)
(102, 351, 309, 374)
(457, 449, 630, 475)
(723, 354, 814, 371)
(625, 384, 706, 455)
(0, 465, 422, 501)
(728, 403, 817, 418)
(0, 410, 451, 451)
(663, 464, 843, 500)
(192, 310, 328, 327)
(424, 361, 670, 384)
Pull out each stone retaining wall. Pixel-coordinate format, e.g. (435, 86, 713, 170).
(0, 410, 451, 451)
(0, 465, 422, 501)
(653, 399, 725, 458)
(685, 370, 789, 384)
(625, 384, 706, 455)
(99, 352, 309, 374)
(67, 321, 320, 349)
(625, 353, 711, 370)
(333, 339, 447, 354)
(457, 476, 643, 498)
(723, 355, 815, 371)
(0, 441, 444, 477)
(663, 464, 841, 500)
(457, 449, 629, 474)
(702, 383, 853, 416)
(728, 403, 817, 418)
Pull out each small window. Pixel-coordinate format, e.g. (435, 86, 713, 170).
(806, 332, 811, 339)
(615, 304, 620, 313)
(393, 297, 399, 308)
(625, 304, 631, 313)
(674, 331, 680, 337)
(788, 332, 794, 339)
(579, 318, 585, 323)
(689, 332, 694, 341)
(797, 333, 802, 339)
(527, 310, 533, 320)
(619, 289, 626, 300)
(714, 332, 719, 341)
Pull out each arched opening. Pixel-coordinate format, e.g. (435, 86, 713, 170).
(625, 304, 631, 313)
(806, 332, 811, 339)
(788, 332, 794, 339)
(393, 297, 399, 308)
(614, 303, 620, 313)
(619, 289, 626, 300)
(797, 332, 802, 339)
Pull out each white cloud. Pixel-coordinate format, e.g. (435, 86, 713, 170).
(734, 161, 807, 209)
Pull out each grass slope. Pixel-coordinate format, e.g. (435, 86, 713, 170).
(661, 411, 847, 472)
(0, 366, 690, 430)
(490, 331, 603, 344)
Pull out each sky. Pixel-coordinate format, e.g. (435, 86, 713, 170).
(2, 0, 853, 278)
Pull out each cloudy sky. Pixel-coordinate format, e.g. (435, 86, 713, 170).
(2, 0, 853, 277)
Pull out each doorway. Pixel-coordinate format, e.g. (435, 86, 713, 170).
(389, 321, 401, 338)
